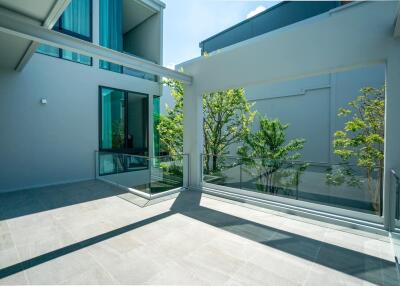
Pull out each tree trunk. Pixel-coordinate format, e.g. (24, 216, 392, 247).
(205, 154, 210, 173)
(212, 154, 218, 173)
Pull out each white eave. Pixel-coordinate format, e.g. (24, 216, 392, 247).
(0, 0, 191, 84)
(0, 0, 70, 71)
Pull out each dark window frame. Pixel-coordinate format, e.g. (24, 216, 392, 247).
(54, 0, 93, 42)
(36, 0, 93, 66)
(98, 85, 150, 155)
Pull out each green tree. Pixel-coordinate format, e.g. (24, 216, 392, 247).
(158, 79, 256, 173)
(203, 89, 256, 173)
(237, 116, 306, 193)
(157, 79, 184, 156)
(327, 86, 385, 214)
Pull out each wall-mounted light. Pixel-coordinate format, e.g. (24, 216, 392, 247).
(40, 98, 47, 105)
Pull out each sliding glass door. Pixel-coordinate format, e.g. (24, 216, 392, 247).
(99, 87, 149, 155)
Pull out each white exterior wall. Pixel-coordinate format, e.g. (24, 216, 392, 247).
(226, 64, 385, 164)
(0, 54, 161, 192)
(179, 1, 400, 228)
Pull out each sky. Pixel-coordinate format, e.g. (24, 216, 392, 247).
(162, 0, 279, 69)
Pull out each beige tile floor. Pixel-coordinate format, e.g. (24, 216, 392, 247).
(0, 180, 399, 285)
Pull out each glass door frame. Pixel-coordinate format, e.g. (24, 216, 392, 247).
(98, 85, 150, 156)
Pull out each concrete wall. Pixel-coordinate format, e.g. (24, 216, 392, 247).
(227, 64, 385, 164)
(0, 53, 161, 192)
(123, 13, 162, 64)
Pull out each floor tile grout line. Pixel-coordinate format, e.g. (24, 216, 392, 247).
(43, 198, 121, 285)
(5, 219, 31, 285)
(84, 246, 120, 285)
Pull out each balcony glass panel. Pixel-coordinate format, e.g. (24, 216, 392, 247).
(97, 152, 188, 196)
(202, 154, 383, 216)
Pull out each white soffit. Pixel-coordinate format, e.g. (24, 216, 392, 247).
(0, 0, 62, 70)
(0, 6, 192, 83)
(0, 0, 55, 22)
(123, 0, 157, 34)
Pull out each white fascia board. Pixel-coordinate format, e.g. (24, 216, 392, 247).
(15, 0, 71, 72)
(0, 7, 192, 84)
(139, 0, 166, 12)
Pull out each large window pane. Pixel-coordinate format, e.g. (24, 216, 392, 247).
(60, 0, 91, 39)
(99, 0, 123, 72)
(100, 88, 125, 150)
(100, 87, 149, 156)
(127, 92, 148, 155)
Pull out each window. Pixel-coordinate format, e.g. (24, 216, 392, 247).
(99, 0, 123, 72)
(36, 0, 92, 65)
(99, 86, 149, 156)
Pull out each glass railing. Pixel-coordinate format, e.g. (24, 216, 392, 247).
(392, 169, 400, 221)
(202, 154, 383, 216)
(96, 151, 188, 196)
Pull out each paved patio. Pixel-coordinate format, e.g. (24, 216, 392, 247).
(0, 180, 399, 285)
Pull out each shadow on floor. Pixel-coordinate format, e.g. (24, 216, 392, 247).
(0, 181, 126, 220)
(171, 191, 399, 286)
(0, 183, 398, 285)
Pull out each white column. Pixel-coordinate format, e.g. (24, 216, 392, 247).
(383, 44, 400, 230)
(183, 85, 203, 189)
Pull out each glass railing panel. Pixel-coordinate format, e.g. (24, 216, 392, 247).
(202, 155, 242, 189)
(96, 152, 188, 197)
(98, 152, 125, 175)
(240, 160, 301, 200)
(299, 163, 381, 215)
(150, 155, 188, 194)
(202, 154, 383, 216)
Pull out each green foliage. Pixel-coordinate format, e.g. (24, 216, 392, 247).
(157, 79, 184, 156)
(237, 116, 306, 193)
(159, 161, 183, 177)
(158, 79, 256, 174)
(203, 88, 256, 173)
(327, 86, 385, 214)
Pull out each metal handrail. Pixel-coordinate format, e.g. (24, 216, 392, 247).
(97, 151, 189, 160)
(200, 153, 382, 170)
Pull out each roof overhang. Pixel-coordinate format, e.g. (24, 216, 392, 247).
(0, 0, 70, 71)
(0, 5, 192, 84)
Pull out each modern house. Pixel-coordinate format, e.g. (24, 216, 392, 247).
(0, 0, 171, 193)
(0, 0, 400, 285)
